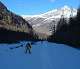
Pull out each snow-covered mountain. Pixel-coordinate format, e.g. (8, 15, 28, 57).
(22, 6, 77, 35)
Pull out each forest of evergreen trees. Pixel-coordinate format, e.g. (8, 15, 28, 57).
(48, 7, 80, 48)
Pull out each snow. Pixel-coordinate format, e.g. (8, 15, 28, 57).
(22, 5, 77, 19)
(21, 6, 77, 34)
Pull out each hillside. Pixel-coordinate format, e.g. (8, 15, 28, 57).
(0, 1, 34, 43)
(22, 6, 77, 35)
(48, 8, 80, 48)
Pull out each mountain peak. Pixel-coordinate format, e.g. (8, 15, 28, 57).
(63, 5, 70, 9)
(22, 6, 77, 35)
(22, 5, 77, 19)
(61, 5, 72, 13)
(39, 5, 77, 18)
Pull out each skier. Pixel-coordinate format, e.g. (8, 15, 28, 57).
(25, 43, 32, 54)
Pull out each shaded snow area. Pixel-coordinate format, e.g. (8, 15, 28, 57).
(0, 41, 80, 69)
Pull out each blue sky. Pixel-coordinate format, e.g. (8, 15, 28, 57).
(1, 0, 79, 15)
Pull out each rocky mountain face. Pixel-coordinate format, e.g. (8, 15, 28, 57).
(22, 6, 77, 35)
(22, 6, 80, 48)
(0, 1, 34, 43)
(0, 1, 80, 47)
(0, 1, 33, 33)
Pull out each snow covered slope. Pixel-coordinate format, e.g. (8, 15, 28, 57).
(22, 6, 77, 35)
